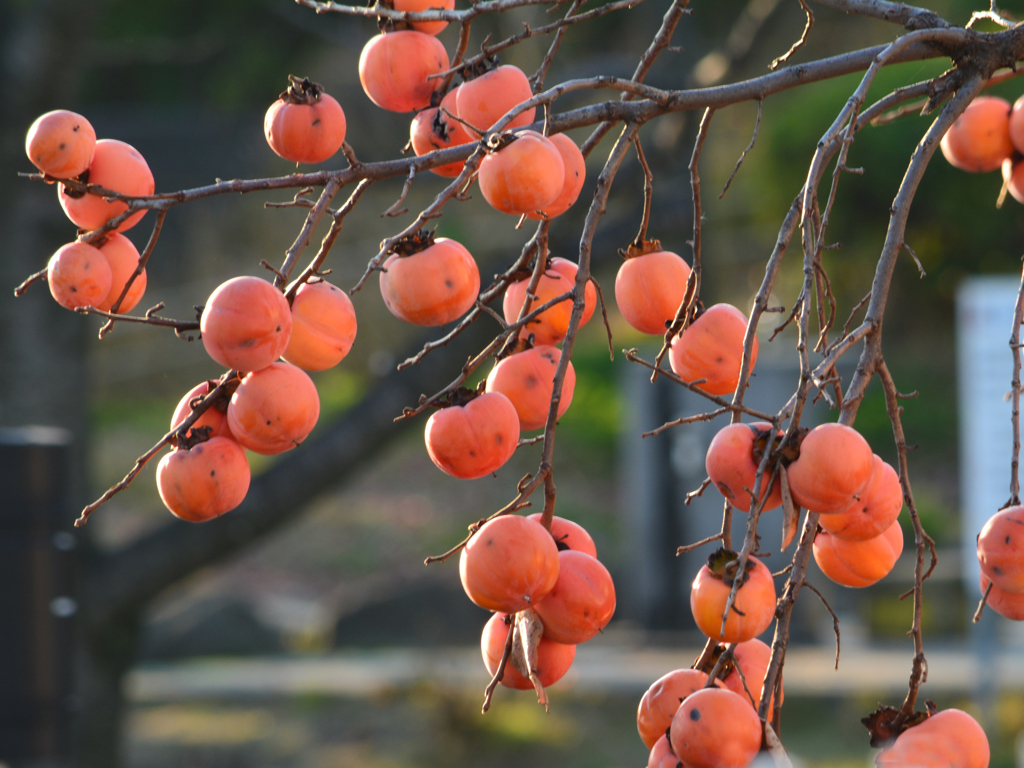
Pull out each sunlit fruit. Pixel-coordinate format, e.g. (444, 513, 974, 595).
(379, 235, 480, 326)
(424, 390, 520, 479)
(485, 345, 576, 431)
(721, 638, 782, 712)
(786, 422, 874, 514)
(704, 421, 783, 514)
(647, 734, 679, 768)
(480, 612, 576, 689)
(25, 110, 96, 179)
(283, 280, 357, 371)
(227, 362, 320, 455)
(200, 276, 292, 372)
(527, 513, 597, 557)
(502, 257, 597, 345)
(460, 515, 560, 612)
(58, 139, 154, 233)
(478, 131, 565, 215)
(940, 95, 1013, 173)
(47, 241, 112, 310)
(668, 303, 757, 396)
(264, 77, 347, 164)
(819, 455, 902, 540)
(690, 550, 776, 643)
(171, 381, 233, 441)
(1010, 94, 1024, 155)
(1002, 158, 1024, 204)
(813, 520, 903, 588)
(525, 133, 586, 220)
(877, 708, 989, 768)
(534, 549, 615, 644)
(393, 0, 455, 35)
(156, 436, 250, 522)
(358, 31, 449, 112)
(637, 668, 715, 749)
(409, 87, 474, 177)
(456, 65, 536, 134)
(669, 687, 763, 768)
(977, 505, 1024, 593)
(615, 249, 692, 335)
(980, 573, 1024, 620)
(96, 233, 147, 313)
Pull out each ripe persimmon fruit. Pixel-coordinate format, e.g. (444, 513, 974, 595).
(533, 549, 615, 644)
(819, 455, 902, 541)
(156, 436, 250, 522)
(615, 248, 692, 335)
(393, 0, 455, 35)
(647, 735, 680, 768)
(502, 257, 597, 346)
(977, 505, 1024, 593)
(786, 422, 874, 514)
(460, 515, 560, 612)
(877, 709, 989, 768)
(704, 421, 783, 514)
(980, 573, 1024, 620)
(424, 390, 520, 479)
(668, 303, 757, 396)
(58, 138, 154, 233)
(527, 513, 597, 557)
(690, 549, 776, 643)
(227, 362, 320, 455)
(200, 276, 293, 373)
(379, 233, 480, 326)
(358, 31, 449, 113)
(283, 280, 357, 371)
(264, 77, 347, 164)
(456, 65, 536, 134)
(47, 241, 112, 311)
(409, 87, 473, 177)
(1002, 158, 1024, 205)
(637, 668, 716, 749)
(720, 638, 782, 712)
(813, 520, 903, 588)
(480, 612, 576, 690)
(25, 110, 96, 179)
(485, 345, 576, 431)
(96, 233, 147, 313)
(669, 687, 763, 768)
(940, 95, 1013, 173)
(171, 381, 233, 441)
(478, 131, 565, 215)
(525, 133, 586, 220)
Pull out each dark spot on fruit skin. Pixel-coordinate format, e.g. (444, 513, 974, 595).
(469, 450, 476, 456)
(210, 470, 216, 476)
(445, 279, 453, 288)
(266, 420, 272, 425)
(495, 434, 502, 444)
(59, 142, 66, 150)
(994, 565, 1004, 575)
(689, 708, 700, 721)
(525, 375, 538, 388)
(312, 118, 321, 126)
(716, 357, 724, 364)
(1007, 535, 1012, 545)
(276, 326, 282, 331)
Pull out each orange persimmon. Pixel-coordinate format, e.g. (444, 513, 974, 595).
(669, 687, 763, 768)
(704, 422, 783, 514)
(527, 513, 598, 557)
(25, 110, 96, 179)
(690, 550, 776, 643)
(668, 303, 757, 396)
(96, 233, 147, 313)
(200, 276, 292, 373)
(980, 573, 1024, 620)
(264, 77, 347, 164)
(424, 391, 519, 479)
(358, 31, 449, 113)
(534, 549, 615, 644)
(379, 235, 479, 326)
(58, 138, 154, 233)
(227, 362, 320, 455)
(819, 455, 903, 541)
(171, 381, 233, 441)
(393, 0, 455, 35)
(813, 520, 903, 588)
(615, 249, 692, 335)
(478, 131, 564, 215)
(484, 345, 576, 431)
(637, 668, 716, 749)
(46, 241, 112, 310)
(977, 505, 1024, 593)
(156, 436, 250, 522)
(786, 422, 874, 514)
(720, 638, 783, 712)
(940, 95, 1013, 173)
(409, 87, 473, 177)
(877, 709, 989, 768)
(480, 612, 576, 690)
(283, 280, 357, 371)
(525, 133, 586, 220)
(456, 65, 535, 134)
(502, 257, 596, 346)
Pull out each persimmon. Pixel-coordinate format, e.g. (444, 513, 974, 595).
(786, 422, 874, 514)
(813, 520, 903, 588)
(171, 381, 233, 441)
(720, 638, 783, 712)
(456, 65, 536, 134)
(704, 422, 783, 514)
(264, 77, 347, 164)
(200, 276, 293, 373)
(669, 687, 763, 768)
(46, 241, 112, 311)
(1011, 95, 1024, 155)
(283, 280, 357, 371)
(480, 612, 576, 690)
(393, 0, 455, 34)
(409, 87, 473, 177)
(877, 709, 989, 768)
(940, 95, 1013, 173)
(977, 505, 1024, 593)
(614, 249, 692, 335)
(227, 362, 320, 455)
(156, 436, 250, 523)
(424, 390, 520, 479)
(690, 550, 776, 643)
(379, 234, 480, 326)
(502, 257, 597, 346)
(478, 131, 565, 215)
(58, 138, 154, 233)
(818, 455, 902, 541)
(358, 31, 449, 113)
(668, 303, 757, 396)
(484, 345, 576, 431)
(25, 110, 96, 179)
(459, 515, 560, 613)
(96, 233, 147, 313)
(1002, 158, 1024, 205)
(527, 513, 597, 557)
(980, 573, 1024, 620)
(525, 133, 586, 220)
(647, 735, 681, 768)
(637, 668, 715, 749)
(534, 549, 615, 644)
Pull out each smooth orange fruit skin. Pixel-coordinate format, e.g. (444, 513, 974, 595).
(480, 612, 576, 690)
(58, 139, 154, 233)
(200, 276, 293, 373)
(96, 233, 147, 313)
(980, 573, 1024, 620)
(456, 65, 536, 134)
(527, 513, 597, 557)
(647, 735, 680, 768)
(393, 0, 454, 35)
(819, 454, 902, 540)
(227, 362, 320, 455)
(877, 709, 989, 768)
(156, 437, 250, 522)
(478, 131, 565, 215)
(668, 303, 757, 396)
(47, 242, 112, 310)
(485, 345, 576, 431)
(786, 422, 874, 514)
(460, 515, 560, 612)
(615, 250, 692, 335)
(410, 88, 473, 177)
(813, 520, 903, 588)
(534, 549, 615, 644)
(283, 281, 357, 371)
(1011, 95, 1024, 155)
(669, 687, 763, 768)
(940, 96, 1013, 173)
(379, 237, 479, 326)
(171, 381, 233, 441)
(424, 391, 520, 479)
(502, 257, 597, 346)
(264, 92, 346, 164)
(977, 505, 1024, 593)
(721, 638, 782, 712)
(690, 556, 776, 643)
(358, 31, 449, 113)
(637, 668, 715, 749)
(25, 110, 96, 179)
(1002, 158, 1024, 205)
(704, 422, 783, 514)
(525, 133, 586, 220)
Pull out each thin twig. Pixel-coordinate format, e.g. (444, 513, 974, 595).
(13, 268, 48, 297)
(720, 98, 762, 199)
(482, 619, 515, 713)
(802, 579, 840, 669)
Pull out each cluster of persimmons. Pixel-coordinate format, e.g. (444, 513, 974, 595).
(940, 92, 1024, 204)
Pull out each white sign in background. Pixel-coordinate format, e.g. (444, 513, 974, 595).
(956, 276, 1022, 597)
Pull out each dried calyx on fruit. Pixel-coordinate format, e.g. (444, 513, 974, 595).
(705, 547, 757, 588)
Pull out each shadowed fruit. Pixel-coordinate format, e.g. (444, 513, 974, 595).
(96, 233, 147, 313)
(502, 257, 596, 346)
(283, 280, 357, 371)
(669, 687, 763, 768)
(47, 242, 112, 310)
(58, 139, 154, 233)
(156, 436, 250, 522)
(615, 249, 692, 335)
(358, 31, 449, 112)
(690, 551, 776, 643)
(479, 131, 564, 215)
(668, 303, 757, 396)
(480, 612, 575, 689)
(379, 237, 479, 326)
(813, 520, 903, 588)
(637, 668, 716, 749)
